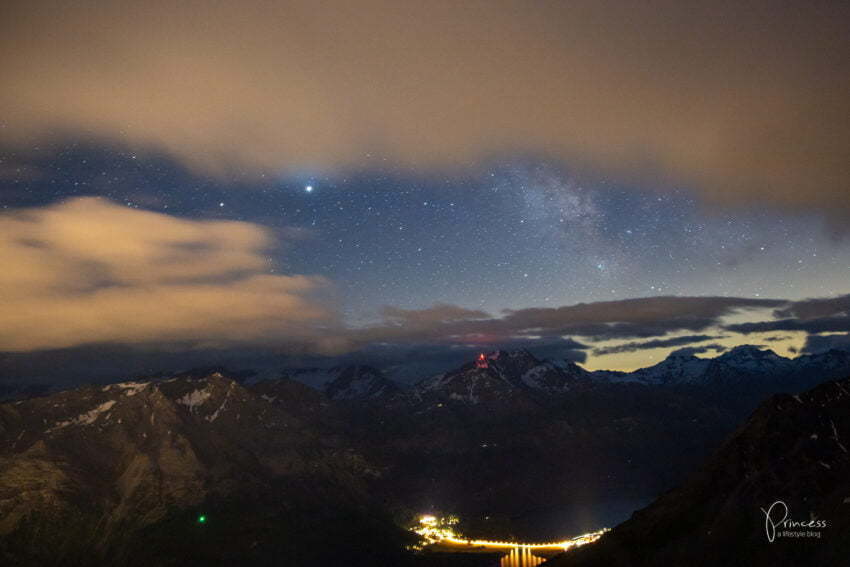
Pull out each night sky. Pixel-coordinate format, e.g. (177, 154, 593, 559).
(2, 1, 849, 377)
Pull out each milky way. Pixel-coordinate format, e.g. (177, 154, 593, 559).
(5, 146, 846, 321)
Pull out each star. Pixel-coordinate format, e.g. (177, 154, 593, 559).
(305, 185, 314, 193)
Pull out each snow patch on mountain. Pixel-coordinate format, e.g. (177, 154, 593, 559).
(715, 345, 792, 372)
(177, 388, 212, 411)
(520, 365, 552, 388)
(48, 400, 116, 432)
(207, 382, 235, 422)
(102, 381, 149, 396)
(628, 353, 712, 385)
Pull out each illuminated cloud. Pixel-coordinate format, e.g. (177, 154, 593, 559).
(2, 2, 848, 216)
(0, 198, 341, 352)
(0, 194, 843, 366)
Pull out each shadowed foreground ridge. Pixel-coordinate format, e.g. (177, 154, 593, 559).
(546, 376, 850, 567)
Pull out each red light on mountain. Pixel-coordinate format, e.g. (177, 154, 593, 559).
(475, 353, 489, 369)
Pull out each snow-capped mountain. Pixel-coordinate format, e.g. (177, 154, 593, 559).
(713, 344, 793, 372)
(322, 365, 399, 401)
(594, 346, 850, 390)
(794, 348, 850, 374)
(622, 351, 712, 385)
(278, 365, 399, 401)
(700, 344, 795, 383)
(397, 346, 850, 405)
(415, 350, 581, 404)
(615, 345, 793, 387)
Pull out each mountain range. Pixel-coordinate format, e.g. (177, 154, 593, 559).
(1, 345, 849, 565)
(296, 346, 850, 407)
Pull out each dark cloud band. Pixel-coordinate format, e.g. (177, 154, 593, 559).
(591, 335, 723, 356)
(2, 1, 849, 216)
(353, 296, 784, 347)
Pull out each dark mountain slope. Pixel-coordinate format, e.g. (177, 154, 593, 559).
(342, 353, 741, 540)
(323, 365, 400, 401)
(547, 376, 850, 566)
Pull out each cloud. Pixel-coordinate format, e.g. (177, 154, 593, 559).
(724, 294, 850, 354)
(591, 334, 722, 356)
(379, 304, 490, 327)
(801, 333, 850, 354)
(774, 294, 850, 320)
(725, 317, 850, 335)
(669, 344, 728, 357)
(2, 2, 849, 216)
(497, 297, 783, 339)
(0, 198, 342, 352)
(0, 196, 797, 359)
(354, 296, 783, 347)
(761, 335, 794, 343)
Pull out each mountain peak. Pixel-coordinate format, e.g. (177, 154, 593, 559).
(664, 349, 700, 361)
(723, 344, 780, 359)
(627, 351, 711, 385)
(415, 349, 575, 404)
(323, 365, 398, 401)
(713, 345, 790, 372)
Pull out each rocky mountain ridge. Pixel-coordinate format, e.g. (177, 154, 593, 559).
(283, 346, 850, 404)
(0, 372, 404, 566)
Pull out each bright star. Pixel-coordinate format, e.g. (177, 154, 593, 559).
(305, 185, 313, 193)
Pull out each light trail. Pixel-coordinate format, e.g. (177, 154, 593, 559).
(413, 514, 608, 552)
(440, 530, 608, 551)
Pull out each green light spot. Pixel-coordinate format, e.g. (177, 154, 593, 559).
(197, 514, 207, 524)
